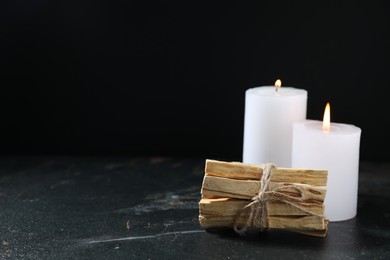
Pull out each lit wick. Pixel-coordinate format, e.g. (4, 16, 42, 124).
(323, 102, 331, 132)
(275, 79, 282, 92)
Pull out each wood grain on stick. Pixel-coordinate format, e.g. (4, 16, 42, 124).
(202, 176, 326, 203)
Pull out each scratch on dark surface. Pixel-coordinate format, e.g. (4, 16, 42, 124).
(172, 162, 182, 168)
(114, 189, 199, 214)
(50, 180, 71, 189)
(127, 158, 142, 166)
(105, 163, 125, 170)
(104, 158, 144, 169)
(84, 230, 204, 244)
(149, 157, 170, 164)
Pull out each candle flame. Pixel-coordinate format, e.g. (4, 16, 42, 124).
(275, 79, 282, 92)
(322, 102, 331, 132)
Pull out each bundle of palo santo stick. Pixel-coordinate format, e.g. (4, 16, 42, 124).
(199, 159, 329, 237)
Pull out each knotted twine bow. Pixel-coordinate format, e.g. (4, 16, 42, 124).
(233, 163, 322, 235)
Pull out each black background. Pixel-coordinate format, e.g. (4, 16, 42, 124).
(0, 1, 389, 161)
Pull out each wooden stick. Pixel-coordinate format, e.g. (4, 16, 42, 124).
(268, 182, 326, 203)
(199, 198, 249, 216)
(199, 198, 324, 217)
(287, 220, 329, 237)
(201, 176, 326, 203)
(268, 216, 325, 230)
(199, 214, 325, 230)
(267, 201, 324, 216)
(205, 159, 327, 186)
(205, 159, 263, 180)
(201, 175, 259, 200)
(199, 198, 325, 230)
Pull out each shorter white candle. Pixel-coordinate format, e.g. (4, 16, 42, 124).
(292, 103, 361, 221)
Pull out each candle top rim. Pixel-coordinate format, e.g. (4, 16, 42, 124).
(295, 120, 361, 134)
(247, 86, 307, 97)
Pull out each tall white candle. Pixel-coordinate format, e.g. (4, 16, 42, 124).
(291, 103, 361, 221)
(243, 80, 307, 167)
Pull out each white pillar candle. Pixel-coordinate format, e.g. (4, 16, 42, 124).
(292, 103, 361, 221)
(243, 80, 307, 167)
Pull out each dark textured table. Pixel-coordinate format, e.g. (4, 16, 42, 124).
(0, 157, 389, 259)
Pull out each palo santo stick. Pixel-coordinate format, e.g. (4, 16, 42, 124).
(267, 201, 324, 216)
(202, 176, 326, 203)
(202, 176, 259, 200)
(271, 168, 327, 187)
(199, 198, 325, 231)
(200, 198, 249, 216)
(205, 159, 263, 180)
(199, 214, 325, 230)
(268, 216, 325, 230)
(199, 198, 324, 217)
(288, 220, 329, 237)
(205, 159, 327, 186)
(268, 182, 326, 203)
